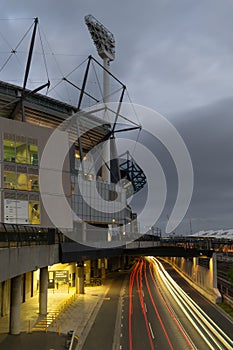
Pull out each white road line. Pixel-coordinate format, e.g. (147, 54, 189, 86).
(120, 333, 123, 337)
(144, 303, 147, 312)
(149, 322, 155, 339)
(142, 290, 144, 298)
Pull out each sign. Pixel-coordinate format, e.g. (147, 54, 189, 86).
(4, 199, 29, 224)
(55, 270, 69, 282)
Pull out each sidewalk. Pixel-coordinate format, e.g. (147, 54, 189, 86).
(0, 280, 112, 350)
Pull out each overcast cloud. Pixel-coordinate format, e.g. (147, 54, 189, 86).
(1, 0, 233, 234)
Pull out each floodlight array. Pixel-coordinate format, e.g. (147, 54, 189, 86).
(85, 14, 115, 61)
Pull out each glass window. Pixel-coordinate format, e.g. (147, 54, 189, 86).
(3, 140, 16, 162)
(71, 183, 75, 195)
(4, 171, 17, 189)
(16, 141, 28, 164)
(16, 172, 28, 191)
(28, 174, 39, 192)
(28, 144, 38, 166)
(28, 201, 40, 225)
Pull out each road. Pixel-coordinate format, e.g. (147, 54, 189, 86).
(81, 258, 233, 350)
(81, 272, 127, 350)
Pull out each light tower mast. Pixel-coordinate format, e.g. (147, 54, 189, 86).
(85, 14, 115, 182)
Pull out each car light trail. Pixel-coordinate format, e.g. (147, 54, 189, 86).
(148, 257, 233, 350)
(128, 261, 139, 350)
(148, 262, 196, 350)
(143, 260, 175, 350)
(136, 260, 155, 350)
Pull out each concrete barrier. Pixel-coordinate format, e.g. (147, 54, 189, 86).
(0, 244, 59, 282)
(164, 254, 222, 304)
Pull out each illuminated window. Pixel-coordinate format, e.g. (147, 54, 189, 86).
(29, 201, 40, 225)
(16, 141, 28, 164)
(16, 173, 28, 191)
(3, 135, 38, 165)
(75, 150, 80, 159)
(28, 174, 39, 192)
(28, 144, 38, 166)
(3, 140, 16, 162)
(4, 171, 17, 189)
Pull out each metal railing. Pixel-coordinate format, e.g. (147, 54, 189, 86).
(0, 223, 65, 248)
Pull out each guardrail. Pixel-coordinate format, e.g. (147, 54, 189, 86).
(125, 241, 160, 249)
(65, 330, 76, 350)
(0, 224, 66, 248)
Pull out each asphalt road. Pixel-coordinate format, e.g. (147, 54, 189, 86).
(127, 260, 209, 350)
(81, 272, 127, 350)
(161, 259, 233, 340)
(81, 260, 233, 350)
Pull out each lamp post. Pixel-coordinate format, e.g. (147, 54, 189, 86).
(85, 14, 115, 182)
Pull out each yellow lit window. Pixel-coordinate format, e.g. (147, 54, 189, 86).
(16, 173, 28, 191)
(3, 140, 16, 162)
(4, 171, 17, 189)
(29, 201, 40, 225)
(28, 175, 39, 192)
(28, 144, 38, 166)
(16, 142, 28, 164)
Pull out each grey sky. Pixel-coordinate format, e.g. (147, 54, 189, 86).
(1, 0, 233, 234)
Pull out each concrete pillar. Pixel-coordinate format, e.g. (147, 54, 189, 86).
(100, 258, 106, 279)
(10, 275, 22, 335)
(82, 222, 87, 243)
(85, 260, 91, 285)
(210, 253, 218, 288)
(39, 267, 48, 315)
(93, 260, 99, 277)
(76, 263, 84, 294)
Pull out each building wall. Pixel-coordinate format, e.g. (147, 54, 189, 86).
(0, 117, 71, 229)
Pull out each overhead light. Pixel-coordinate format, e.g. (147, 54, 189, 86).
(85, 14, 115, 61)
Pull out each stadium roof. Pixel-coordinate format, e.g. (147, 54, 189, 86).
(189, 229, 233, 240)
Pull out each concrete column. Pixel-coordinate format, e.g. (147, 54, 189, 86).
(39, 267, 48, 315)
(100, 258, 106, 279)
(76, 263, 84, 294)
(93, 259, 99, 277)
(85, 260, 91, 285)
(82, 222, 87, 243)
(10, 275, 22, 335)
(210, 253, 218, 288)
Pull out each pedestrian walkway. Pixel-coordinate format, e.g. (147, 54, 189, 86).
(0, 280, 112, 350)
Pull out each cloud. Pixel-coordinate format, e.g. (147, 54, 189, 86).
(1, 0, 233, 233)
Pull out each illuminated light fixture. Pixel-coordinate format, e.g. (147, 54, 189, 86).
(85, 14, 115, 61)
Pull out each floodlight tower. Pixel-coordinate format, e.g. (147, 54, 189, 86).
(85, 14, 115, 182)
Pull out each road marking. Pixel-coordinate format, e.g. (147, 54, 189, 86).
(121, 323, 123, 327)
(120, 333, 123, 337)
(142, 290, 144, 297)
(149, 322, 155, 339)
(120, 346, 122, 349)
(121, 315, 124, 319)
(144, 303, 147, 312)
